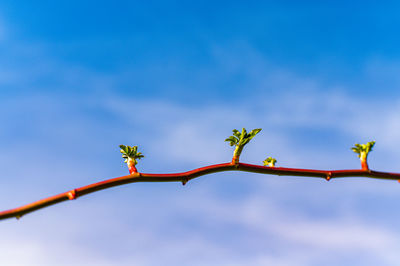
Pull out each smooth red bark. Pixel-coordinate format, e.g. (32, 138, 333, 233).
(1, 162, 399, 221)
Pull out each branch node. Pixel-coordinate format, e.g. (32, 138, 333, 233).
(182, 178, 189, 186)
(16, 215, 22, 220)
(67, 189, 77, 200)
(326, 172, 332, 181)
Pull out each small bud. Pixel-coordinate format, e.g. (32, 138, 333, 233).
(351, 141, 375, 170)
(263, 157, 277, 167)
(326, 172, 332, 181)
(67, 190, 77, 200)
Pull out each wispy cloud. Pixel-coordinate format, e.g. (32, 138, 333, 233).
(1, 24, 400, 266)
(2, 186, 398, 266)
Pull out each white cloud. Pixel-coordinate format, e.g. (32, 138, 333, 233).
(101, 86, 400, 170)
(1, 38, 400, 266)
(2, 188, 398, 266)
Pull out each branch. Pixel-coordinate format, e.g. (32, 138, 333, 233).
(0, 129, 389, 221)
(1, 162, 399, 221)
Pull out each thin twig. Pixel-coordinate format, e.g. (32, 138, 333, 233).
(1, 162, 399, 221)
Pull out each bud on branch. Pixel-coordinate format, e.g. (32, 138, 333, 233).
(263, 156, 277, 167)
(225, 128, 262, 164)
(351, 141, 375, 171)
(119, 145, 144, 174)
(0, 129, 389, 221)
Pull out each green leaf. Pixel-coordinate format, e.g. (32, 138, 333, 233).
(249, 128, 262, 139)
(366, 141, 375, 153)
(119, 145, 128, 154)
(232, 129, 241, 138)
(241, 138, 250, 145)
(352, 141, 376, 155)
(240, 128, 246, 140)
(225, 136, 238, 143)
(228, 127, 262, 148)
(119, 144, 145, 162)
(263, 156, 277, 166)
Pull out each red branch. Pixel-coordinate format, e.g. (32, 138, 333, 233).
(1, 162, 400, 221)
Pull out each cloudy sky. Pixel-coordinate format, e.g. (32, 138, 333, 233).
(1, 1, 400, 265)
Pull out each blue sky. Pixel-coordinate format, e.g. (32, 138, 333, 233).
(1, 1, 400, 265)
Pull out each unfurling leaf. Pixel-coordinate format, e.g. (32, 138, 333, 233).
(249, 128, 262, 139)
(351, 141, 376, 158)
(232, 129, 241, 138)
(263, 156, 277, 167)
(226, 127, 262, 163)
(119, 144, 145, 161)
(225, 136, 238, 146)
